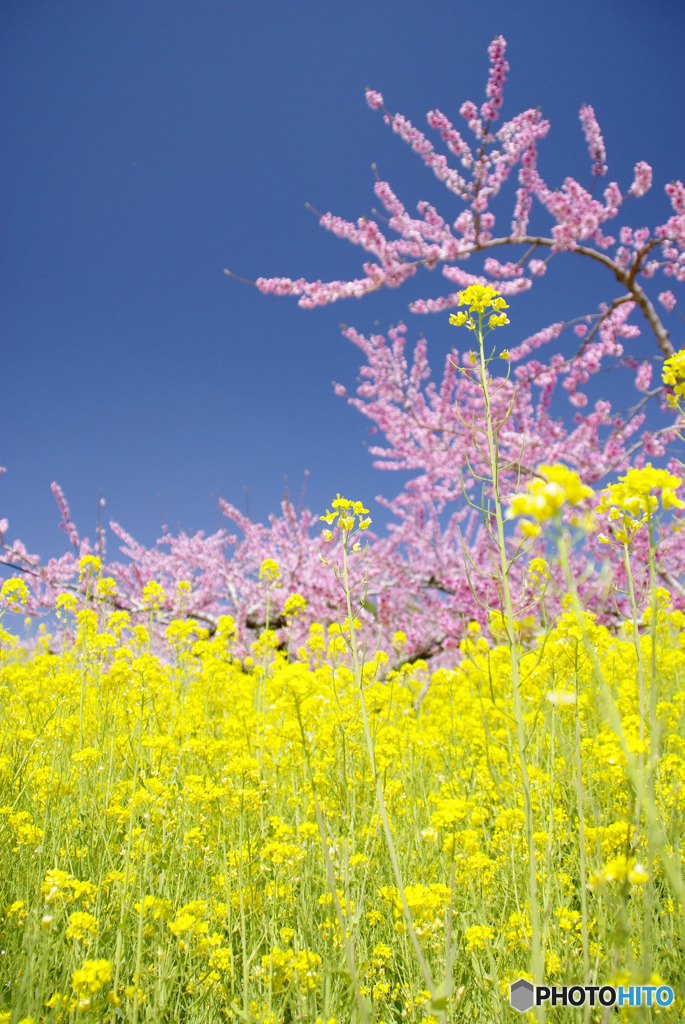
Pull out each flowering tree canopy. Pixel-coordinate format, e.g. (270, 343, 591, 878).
(2, 36, 684, 664)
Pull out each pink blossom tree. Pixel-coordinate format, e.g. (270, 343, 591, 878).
(3, 36, 684, 663)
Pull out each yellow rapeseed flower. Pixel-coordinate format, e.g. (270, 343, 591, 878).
(0, 578, 29, 608)
(663, 348, 685, 407)
(56, 592, 77, 615)
(78, 555, 101, 579)
(449, 284, 510, 332)
(72, 958, 112, 994)
(259, 559, 280, 582)
(509, 463, 593, 524)
(96, 577, 117, 599)
(71, 747, 101, 764)
(168, 912, 197, 935)
(597, 464, 684, 518)
(66, 911, 98, 940)
(319, 495, 371, 533)
(142, 580, 166, 609)
(283, 593, 306, 618)
(464, 924, 494, 951)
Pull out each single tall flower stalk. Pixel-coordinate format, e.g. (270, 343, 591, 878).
(320, 497, 449, 1021)
(450, 284, 544, 1010)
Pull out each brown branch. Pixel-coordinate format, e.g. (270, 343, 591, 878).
(607, 386, 664, 441)
(224, 269, 256, 286)
(624, 277, 674, 358)
(570, 295, 632, 360)
(626, 238, 660, 289)
(473, 235, 674, 358)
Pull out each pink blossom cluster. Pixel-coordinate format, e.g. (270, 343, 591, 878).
(579, 104, 608, 177)
(633, 361, 653, 393)
(522, 168, 621, 252)
(659, 290, 677, 313)
(630, 161, 653, 198)
(656, 182, 685, 282)
(507, 323, 565, 366)
(365, 89, 384, 111)
(561, 301, 641, 408)
(481, 34, 509, 123)
(255, 36, 682, 318)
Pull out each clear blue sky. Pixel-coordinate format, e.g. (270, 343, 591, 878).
(2, 0, 684, 561)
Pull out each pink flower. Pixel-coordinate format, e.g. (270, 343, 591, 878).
(459, 100, 478, 123)
(365, 89, 384, 111)
(630, 161, 652, 197)
(579, 104, 607, 177)
(658, 290, 677, 312)
(481, 35, 509, 122)
(483, 257, 523, 279)
(427, 109, 472, 164)
(508, 322, 564, 362)
(666, 181, 685, 215)
(634, 362, 653, 392)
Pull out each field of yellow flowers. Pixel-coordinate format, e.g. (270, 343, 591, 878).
(2, 563, 685, 1022)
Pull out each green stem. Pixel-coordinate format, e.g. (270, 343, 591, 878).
(342, 538, 446, 1020)
(572, 653, 590, 988)
(475, 315, 542, 1005)
(622, 541, 646, 815)
(292, 692, 370, 1024)
(132, 847, 150, 1024)
(622, 536, 651, 979)
(645, 515, 659, 978)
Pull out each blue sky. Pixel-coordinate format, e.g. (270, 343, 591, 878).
(2, 0, 684, 562)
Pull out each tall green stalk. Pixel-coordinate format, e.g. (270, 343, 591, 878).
(341, 540, 446, 1019)
(645, 514, 659, 979)
(470, 303, 543, 1005)
(572, 640, 591, 998)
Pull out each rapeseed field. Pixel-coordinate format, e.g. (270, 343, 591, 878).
(2, 572, 685, 1021)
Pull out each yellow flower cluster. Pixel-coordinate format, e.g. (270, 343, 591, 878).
(282, 592, 306, 617)
(71, 959, 112, 994)
(142, 580, 166, 609)
(597, 464, 684, 517)
(0, 578, 29, 609)
(259, 558, 281, 582)
(320, 494, 372, 535)
(65, 911, 98, 940)
(662, 348, 685, 408)
(1, 588, 685, 1019)
(464, 924, 494, 951)
(449, 283, 510, 332)
(509, 463, 593, 531)
(77, 555, 101, 579)
(259, 946, 323, 995)
(382, 882, 451, 939)
(596, 464, 684, 545)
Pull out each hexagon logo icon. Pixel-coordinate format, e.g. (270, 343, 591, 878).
(510, 978, 535, 1013)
